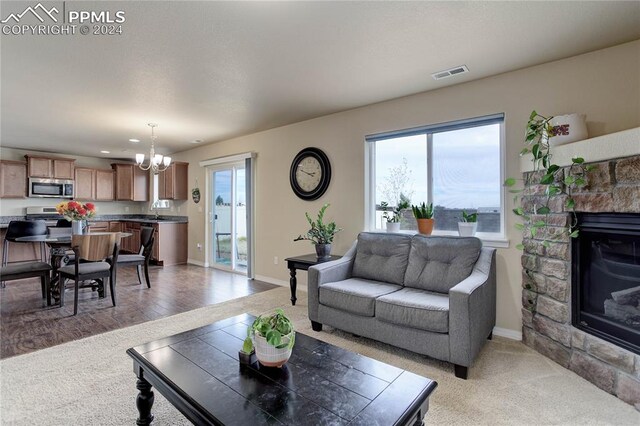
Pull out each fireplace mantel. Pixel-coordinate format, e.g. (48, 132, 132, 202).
(520, 127, 640, 172)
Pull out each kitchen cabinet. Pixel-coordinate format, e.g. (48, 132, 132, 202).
(74, 168, 95, 200)
(74, 168, 114, 201)
(0, 160, 27, 198)
(114, 221, 187, 265)
(112, 164, 149, 202)
(122, 221, 141, 253)
(25, 155, 75, 179)
(95, 170, 114, 201)
(87, 221, 109, 233)
(108, 221, 122, 232)
(152, 222, 188, 266)
(157, 162, 188, 200)
(0, 228, 41, 263)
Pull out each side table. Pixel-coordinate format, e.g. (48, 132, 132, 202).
(285, 254, 341, 305)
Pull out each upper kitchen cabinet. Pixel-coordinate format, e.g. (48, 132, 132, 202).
(0, 160, 27, 198)
(157, 162, 188, 200)
(74, 167, 94, 200)
(25, 155, 75, 179)
(95, 169, 115, 200)
(74, 168, 114, 201)
(112, 164, 149, 202)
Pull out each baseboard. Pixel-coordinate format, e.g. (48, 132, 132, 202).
(493, 326, 522, 341)
(187, 258, 209, 267)
(254, 274, 288, 287)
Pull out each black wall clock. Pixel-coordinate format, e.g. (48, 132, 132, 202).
(289, 147, 331, 200)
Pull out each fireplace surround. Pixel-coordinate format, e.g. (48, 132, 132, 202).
(521, 149, 640, 407)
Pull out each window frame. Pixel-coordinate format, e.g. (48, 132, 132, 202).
(364, 114, 508, 248)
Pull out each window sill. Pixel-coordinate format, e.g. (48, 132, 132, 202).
(369, 229, 510, 249)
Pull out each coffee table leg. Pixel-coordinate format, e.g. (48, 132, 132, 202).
(136, 376, 155, 425)
(289, 267, 297, 306)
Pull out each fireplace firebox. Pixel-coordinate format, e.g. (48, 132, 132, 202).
(572, 213, 640, 355)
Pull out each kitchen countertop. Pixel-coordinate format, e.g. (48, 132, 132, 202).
(0, 214, 188, 228)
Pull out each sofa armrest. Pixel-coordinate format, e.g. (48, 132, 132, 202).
(307, 241, 357, 321)
(448, 247, 496, 367)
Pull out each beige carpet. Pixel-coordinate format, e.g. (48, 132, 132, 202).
(1, 286, 638, 425)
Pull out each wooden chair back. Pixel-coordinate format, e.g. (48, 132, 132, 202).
(71, 233, 119, 261)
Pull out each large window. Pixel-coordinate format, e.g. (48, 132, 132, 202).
(366, 114, 505, 242)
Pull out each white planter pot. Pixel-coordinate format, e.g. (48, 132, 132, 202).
(458, 222, 477, 237)
(252, 331, 294, 368)
(386, 222, 401, 233)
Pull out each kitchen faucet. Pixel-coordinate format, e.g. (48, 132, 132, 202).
(151, 200, 160, 219)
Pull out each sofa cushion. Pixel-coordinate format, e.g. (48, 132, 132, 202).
(376, 288, 449, 333)
(352, 233, 412, 285)
(404, 236, 481, 293)
(319, 278, 402, 317)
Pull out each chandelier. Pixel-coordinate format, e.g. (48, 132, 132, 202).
(135, 123, 171, 174)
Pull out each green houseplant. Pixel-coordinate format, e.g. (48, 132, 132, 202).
(242, 308, 295, 367)
(411, 202, 434, 235)
(458, 210, 478, 236)
(294, 203, 342, 259)
(505, 110, 592, 251)
(381, 199, 410, 232)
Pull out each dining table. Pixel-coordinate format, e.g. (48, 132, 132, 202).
(15, 232, 132, 303)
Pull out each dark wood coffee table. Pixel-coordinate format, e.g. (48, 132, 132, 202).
(127, 313, 437, 425)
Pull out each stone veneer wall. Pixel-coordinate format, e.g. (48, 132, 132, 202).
(521, 154, 640, 409)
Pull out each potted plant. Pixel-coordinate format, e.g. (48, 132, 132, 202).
(242, 308, 295, 368)
(294, 203, 342, 259)
(505, 110, 592, 250)
(381, 199, 410, 233)
(411, 202, 434, 235)
(458, 210, 478, 236)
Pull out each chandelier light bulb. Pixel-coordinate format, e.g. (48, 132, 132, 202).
(135, 123, 171, 173)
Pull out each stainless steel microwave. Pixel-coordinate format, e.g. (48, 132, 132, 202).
(28, 177, 74, 198)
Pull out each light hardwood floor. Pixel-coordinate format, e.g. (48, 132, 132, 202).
(0, 264, 278, 359)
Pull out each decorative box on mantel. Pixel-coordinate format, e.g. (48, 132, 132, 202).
(519, 127, 640, 408)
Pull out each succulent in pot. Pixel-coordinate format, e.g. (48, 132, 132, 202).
(294, 203, 342, 259)
(411, 202, 435, 235)
(458, 210, 478, 236)
(242, 308, 295, 368)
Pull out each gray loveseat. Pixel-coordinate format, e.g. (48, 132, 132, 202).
(308, 232, 496, 379)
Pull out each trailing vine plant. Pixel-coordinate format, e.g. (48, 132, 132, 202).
(505, 110, 593, 251)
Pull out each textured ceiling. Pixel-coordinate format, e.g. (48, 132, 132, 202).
(1, 1, 639, 159)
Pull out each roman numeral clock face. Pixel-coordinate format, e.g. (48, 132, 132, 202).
(289, 148, 331, 200)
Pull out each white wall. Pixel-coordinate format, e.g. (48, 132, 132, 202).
(167, 41, 640, 335)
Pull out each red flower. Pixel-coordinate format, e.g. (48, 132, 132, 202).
(77, 207, 86, 216)
(85, 202, 95, 211)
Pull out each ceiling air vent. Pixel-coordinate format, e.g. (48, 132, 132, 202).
(431, 65, 469, 80)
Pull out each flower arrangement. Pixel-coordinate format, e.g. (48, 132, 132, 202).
(56, 201, 96, 221)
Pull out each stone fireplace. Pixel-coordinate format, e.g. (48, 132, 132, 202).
(520, 132, 640, 408)
(571, 213, 640, 356)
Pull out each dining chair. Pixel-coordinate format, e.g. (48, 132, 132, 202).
(57, 233, 120, 315)
(116, 226, 154, 288)
(0, 261, 53, 305)
(2, 220, 48, 288)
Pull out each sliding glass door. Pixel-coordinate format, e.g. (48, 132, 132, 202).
(211, 163, 247, 273)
